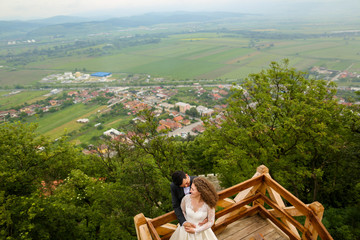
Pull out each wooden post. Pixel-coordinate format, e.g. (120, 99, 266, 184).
(306, 201, 325, 240)
(134, 213, 148, 240)
(234, 165, 268, 202)
(139, 224, 153, 240)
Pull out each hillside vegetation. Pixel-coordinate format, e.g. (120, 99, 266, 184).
(1, 61, 359, 239)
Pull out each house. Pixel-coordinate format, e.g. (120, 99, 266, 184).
(192, 124, 205, 133)
(49, 100, 58, 106)
(103, 128, 124, 138)
(175, 102, 191, 113)
(159, 119, 182, 130)
(182, 119, 191, 126)
(77, 118, 89, 123)
(202, 109, 214, 117)
(211, 93, 223, 100)
(173, 115, 183, 123)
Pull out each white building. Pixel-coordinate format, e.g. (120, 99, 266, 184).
(175, 102, 191, 113)
(77, 118, 89, 123)
(103, 128, 124, 138)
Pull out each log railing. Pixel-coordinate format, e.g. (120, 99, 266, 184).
(134, 165, 333, 240)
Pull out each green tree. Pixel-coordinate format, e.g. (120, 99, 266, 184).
(0, 122, 87, 239)
(186, 107, 200, 118)
(203, 60, 357, 202)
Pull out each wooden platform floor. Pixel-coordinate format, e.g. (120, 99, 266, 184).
(216, 214, 289, 240)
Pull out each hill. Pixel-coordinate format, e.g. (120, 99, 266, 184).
(0, 12, 247, 39)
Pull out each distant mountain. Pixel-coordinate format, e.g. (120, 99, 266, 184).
(0, 20, 42, 33)
(28, 15, 92, 25)
(0, 12, 247, 39)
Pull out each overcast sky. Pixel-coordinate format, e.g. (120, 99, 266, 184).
(1, 0, 359, 20)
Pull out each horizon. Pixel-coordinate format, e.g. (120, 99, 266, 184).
(1, 0, 359, 21)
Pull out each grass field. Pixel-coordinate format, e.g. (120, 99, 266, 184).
(32, 103, 105, 137)
(74, 115, 133, 145)
(18, 33, 359, 82)
(0, 69, 56, 86)
(0, 90, 49, 110)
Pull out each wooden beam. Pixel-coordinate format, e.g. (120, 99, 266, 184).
(259, 193, 306, 234)
(307, 202, 324, 240)
(150, 211, 177, 228)
(134, 213, 148, 240)
(155, 223, 177, 236)
(213, 205, 261, 232)
(145, 218, 177, 236)
(257, 205, 301, 240)
(147, 219, 161, 240)
(215, 193, 260, 219)
(305, 208, 333, 240)
(217, 198, 236, 208)
(263, 175, 310, 216)
(266, 175, 301, 238)
(217, 175, 264, 200)
(233, 165, 268, 202)
(139, 224, 153, 240)
(267, 205, 310, 218)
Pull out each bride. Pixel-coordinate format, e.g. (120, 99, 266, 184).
(170, 177, 219, 240)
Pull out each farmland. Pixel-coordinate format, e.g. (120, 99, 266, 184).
(1, 15, 360, 146)
(1, 22, 360, 87)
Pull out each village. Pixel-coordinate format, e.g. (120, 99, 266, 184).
(2, 67, 360, 147)
(0, 83, 231, 141)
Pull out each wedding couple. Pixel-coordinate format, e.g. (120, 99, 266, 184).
(170, 171, 218, 240)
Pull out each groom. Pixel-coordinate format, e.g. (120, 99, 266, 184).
(171, 171, 207, 232)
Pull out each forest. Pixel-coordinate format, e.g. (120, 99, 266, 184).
(1, 61, 359, 239)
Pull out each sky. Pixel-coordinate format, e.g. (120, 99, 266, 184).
(0, 0, 359, 21)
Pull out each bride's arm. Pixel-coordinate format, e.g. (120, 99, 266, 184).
(194, 206, 215, 233)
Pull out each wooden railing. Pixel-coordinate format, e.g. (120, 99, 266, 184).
(134, 165, 333, 240)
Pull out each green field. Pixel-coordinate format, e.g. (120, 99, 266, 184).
(0, 90, 49, 110)
(31, 103, 104, 137)
(13, 33, 358, 83)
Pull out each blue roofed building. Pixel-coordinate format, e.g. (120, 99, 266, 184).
(90, 72, 112, 77)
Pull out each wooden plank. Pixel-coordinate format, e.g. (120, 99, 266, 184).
(215, 193, 260, 219)
(307, 202, 325, 240)
(234, 183, 262, 202)
(263, 230, 287, 240)
(139, 224, 153, 240)
(259, 193, 306, 234)
(217, 198, 236, 208)
(306, 213, 333, 240)
(268, 206, 309, 218)
(249, 233, 265, 240)
(155, 223, 177, 236)
(234, 165, 268, 203)
(218, 175, 264, 200)
(150, 211, 177, 228)
(147, 220, 161, 240)
(215, 206, 250, 235)
(266, 219, 291, 240)
(257, 205, 301, 240)
(216, 210, 256, 237)
(266, 176, 300, 238)
(213, 205, 261, 232)
(134, 213, 148, 240)
(237, 220, 268, 240)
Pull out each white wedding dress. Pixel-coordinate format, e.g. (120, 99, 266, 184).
(170, 194, 218, 240)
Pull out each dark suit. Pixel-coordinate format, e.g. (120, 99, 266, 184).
(170, 176, 196, 226)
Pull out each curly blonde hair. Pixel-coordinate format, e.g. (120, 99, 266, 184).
(193, 177, 219, 208)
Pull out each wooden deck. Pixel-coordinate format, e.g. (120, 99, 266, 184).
(217, 214, 289, 240)
(135, 165, 333, 240)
